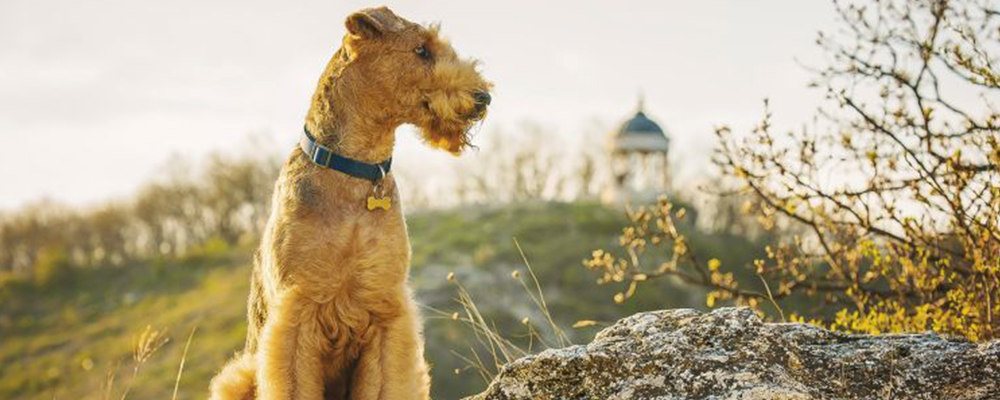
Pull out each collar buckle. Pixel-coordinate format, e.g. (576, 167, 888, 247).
(311, 146, 332, 166)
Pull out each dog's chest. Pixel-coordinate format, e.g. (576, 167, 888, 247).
(261, 172, 411, 301)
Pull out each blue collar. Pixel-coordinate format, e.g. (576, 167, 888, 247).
(299, 127, 392, 183)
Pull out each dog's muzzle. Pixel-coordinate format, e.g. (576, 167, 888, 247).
(473, 91, 491, 112)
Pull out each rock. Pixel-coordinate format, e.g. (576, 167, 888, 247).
(463, 307, 1000, 400)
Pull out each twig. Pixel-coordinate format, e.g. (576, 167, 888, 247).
(757, 273, 786, 323)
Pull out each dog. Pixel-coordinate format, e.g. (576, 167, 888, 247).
(208, 6, 491, 399)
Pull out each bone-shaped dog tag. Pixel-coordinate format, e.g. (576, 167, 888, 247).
(367, 196, 391, 211)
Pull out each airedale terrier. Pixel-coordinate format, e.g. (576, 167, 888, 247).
(208, 6, 491, 400)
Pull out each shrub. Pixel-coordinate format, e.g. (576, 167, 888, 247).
(588, 0, 1000, 341)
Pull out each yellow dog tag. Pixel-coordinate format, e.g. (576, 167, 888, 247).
(367, 196, 391, 211)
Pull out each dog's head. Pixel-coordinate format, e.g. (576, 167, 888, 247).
(331, 6, 492, 155)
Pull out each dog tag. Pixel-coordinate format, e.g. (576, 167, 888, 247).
(367, 196, 391, 211)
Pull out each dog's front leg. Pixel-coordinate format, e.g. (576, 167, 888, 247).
(257, 288, 327, 400)
(349, 299, 431, 400)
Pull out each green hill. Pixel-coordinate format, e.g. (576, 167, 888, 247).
(0, 201, 763, 400)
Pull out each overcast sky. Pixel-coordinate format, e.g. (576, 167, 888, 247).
(0, 0, 838, 210)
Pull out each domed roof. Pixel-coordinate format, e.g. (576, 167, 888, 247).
(612, 99, 670, 154)
(618, 110, 665, 136)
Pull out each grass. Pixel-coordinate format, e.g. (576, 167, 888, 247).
(0, 251, 249, 400)
(0, 201, 765, 400)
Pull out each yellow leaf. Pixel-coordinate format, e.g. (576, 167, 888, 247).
(573, 320, 598, 328)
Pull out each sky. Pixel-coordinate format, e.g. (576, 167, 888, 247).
(0, 0, 838, 210)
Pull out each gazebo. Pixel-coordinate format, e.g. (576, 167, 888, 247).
(602, 98, 671, 204)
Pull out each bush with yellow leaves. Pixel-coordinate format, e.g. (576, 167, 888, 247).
(586, 0, 1000, 341)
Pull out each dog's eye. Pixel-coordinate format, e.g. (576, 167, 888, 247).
(414, 45, 431, 60)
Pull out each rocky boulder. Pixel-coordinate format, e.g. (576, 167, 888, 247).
(464, 307, 999, 400)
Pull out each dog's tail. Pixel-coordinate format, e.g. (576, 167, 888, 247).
(209, 352, 256, 400)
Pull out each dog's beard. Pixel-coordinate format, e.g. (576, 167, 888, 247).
(417, 116, 479, 154)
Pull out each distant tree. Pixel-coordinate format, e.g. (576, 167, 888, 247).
(454, 124, 608, 204)
(0, 142, 282, 277)
(86, 205, 132, 264)
(200, 153, 278, 244)
(587, 0, 1000, 341)
(0, 202, 73, 275)
(134, 182, 183, 256)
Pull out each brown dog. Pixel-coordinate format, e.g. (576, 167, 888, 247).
(208, 6, 491, 400)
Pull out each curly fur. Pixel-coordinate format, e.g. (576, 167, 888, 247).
(208, 6, 490, 400)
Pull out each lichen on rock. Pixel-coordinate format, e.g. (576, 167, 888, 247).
(464, 307, 1000, 400)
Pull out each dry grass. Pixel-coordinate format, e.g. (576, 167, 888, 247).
(93, 325, 200, 400)
(171, 326, 198, 400)
(426, 236, 578, 384)
(107, 325, 168, 400)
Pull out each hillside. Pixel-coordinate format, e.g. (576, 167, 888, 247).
(0, 201, 763, 400)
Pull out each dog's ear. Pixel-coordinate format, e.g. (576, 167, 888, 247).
(346, 7, 405, 39)
(345, 9, 384, 39)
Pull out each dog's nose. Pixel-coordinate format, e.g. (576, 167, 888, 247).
(473, 91, 491, 108)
